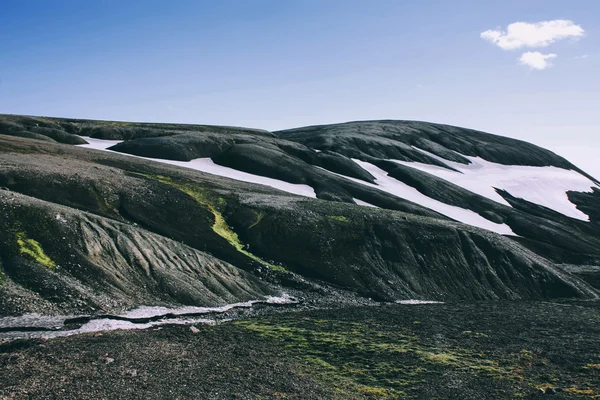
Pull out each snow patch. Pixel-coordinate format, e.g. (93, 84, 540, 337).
(74, 317, 217, 337)
(396, 300, 444, 305)
(76, 137, 316, 198)
(120, 301, 256, 319)
(0, 294, 298, 340)
(354, 198, 378, 208)
(391, 147, 597, 221)
(265, 293, 297, 304)
(349, 160, 516, 235)
(77, 137, 123, 151)
(158, 158, 317, 198)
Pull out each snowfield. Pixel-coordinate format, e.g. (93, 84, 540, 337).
(391, 147, 598, 221)
(77, 137, 317, 198)
(77, 137, 594, 234)
(350, 160, 516, 235)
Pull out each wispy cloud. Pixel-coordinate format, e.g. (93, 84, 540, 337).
(481, 20, 584, 50)
(519, 52, 557, 70)
(574, 54, 590, 59)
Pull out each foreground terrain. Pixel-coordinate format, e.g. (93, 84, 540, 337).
(2, 301, 600, 399)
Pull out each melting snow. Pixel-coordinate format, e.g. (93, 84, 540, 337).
(158, 158, 316, 198)
(265, 294, 297, 304)
(75, 137, 590, 231)
(76, 137, 316, 198)
(0, 295, 298, 340)
(121, 294, 295, 319)
(350, 160, 516, 235)
(395, 300, 444, 305)
(72, 317, 217, 337)
(77, 137, 123, 151)
(120, 300, 256, 319)
(391, 147, 598, 221)
(354, 198, 378, 208)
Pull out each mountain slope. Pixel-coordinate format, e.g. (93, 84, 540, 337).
(0, 114, 599, 317)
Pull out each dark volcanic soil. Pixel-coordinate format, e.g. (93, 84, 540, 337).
(1, 301, 599, 399)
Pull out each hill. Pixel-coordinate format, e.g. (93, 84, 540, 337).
(1, 114, 599, 398)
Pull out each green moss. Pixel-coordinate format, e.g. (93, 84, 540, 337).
(235, 316, 559, 399)
(90, 188, 117, 215)
(138, 174, 286, 272)
(15, 232, 55, 269)
(0, 144, 34, 154)
(327, 215, 349, 223)
(564, 387, 596, 395)
(461, 330, 490, 338)
(247, 211, 265, 230)
(235, 318, 435, 398)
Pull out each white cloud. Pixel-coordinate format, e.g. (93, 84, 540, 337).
(575, 54, 589, 59)
(519, 52, 557, 70)
(481, 20, 584, 50)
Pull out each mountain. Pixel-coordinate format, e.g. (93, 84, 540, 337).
(2, 114, 600, 399)
(1, 113, 599, 319)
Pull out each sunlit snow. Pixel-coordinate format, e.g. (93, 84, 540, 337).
(395, 300, 444, 305)
(354, 198, 378, 208)
(77, 137, 316, 198)
(76, 136, 591, 233)
(350, 160, 516, 235)
(391, 147, 597, 221)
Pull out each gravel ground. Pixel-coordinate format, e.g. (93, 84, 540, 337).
(1, 300, 600, 399)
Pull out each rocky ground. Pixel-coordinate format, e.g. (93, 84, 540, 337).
(1, 300, 599, 399)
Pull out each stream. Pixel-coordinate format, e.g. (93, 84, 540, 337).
(0, 295, 299, 340)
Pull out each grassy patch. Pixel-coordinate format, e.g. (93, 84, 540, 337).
(247, 211, 265, 230)
(15, 232, 55, 269)
(235, 309, 600, 399)
(564, 387, 596, 395)
(0, 144, 35, 154)
(461, 330, 490, 338)
(327, 215, 349, 223)
(92, 188, 117, 215)
(139, 174, 286, 272)
(236, 317, 524, 399)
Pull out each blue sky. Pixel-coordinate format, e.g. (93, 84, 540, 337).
(1, 1, 598, 176)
